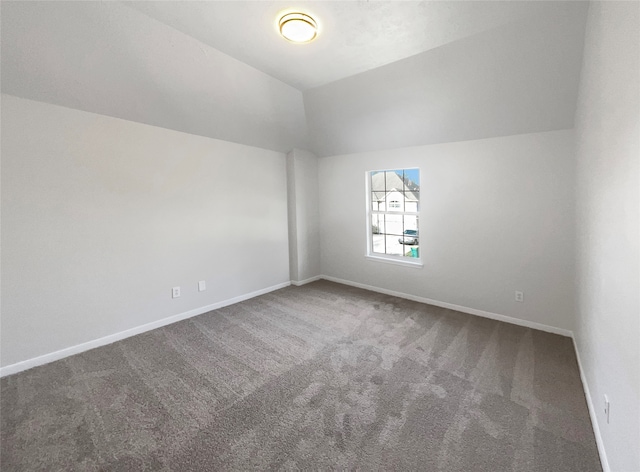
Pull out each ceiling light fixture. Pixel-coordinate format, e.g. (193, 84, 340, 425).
(278, 12, 318, 43)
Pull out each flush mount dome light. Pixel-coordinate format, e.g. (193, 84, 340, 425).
(279, 12, 317, 43)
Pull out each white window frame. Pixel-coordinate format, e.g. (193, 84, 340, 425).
(365, 168, 423, 268)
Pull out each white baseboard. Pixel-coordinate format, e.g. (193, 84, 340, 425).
(0, 274, 608, 472)
(290, 275, 322, 286)
(572, 337, 610, 472)
(320, 275, 573, 337)
(0, 274, 571, 376)
(320, 275, 607, 471)
(0, 281, 291, 378)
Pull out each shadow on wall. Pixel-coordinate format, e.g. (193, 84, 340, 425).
(304, 3, 588, 157)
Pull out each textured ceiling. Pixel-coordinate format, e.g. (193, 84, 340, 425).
(1, 1, 590, 155)
(127, 1, 578, 91)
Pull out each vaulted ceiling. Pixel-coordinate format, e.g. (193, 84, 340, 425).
(127, 1, 581, 91)
(1, 1, 589, 156)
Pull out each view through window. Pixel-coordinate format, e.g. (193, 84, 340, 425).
(368, 169, 420, 261)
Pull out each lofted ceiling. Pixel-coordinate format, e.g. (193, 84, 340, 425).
(1, 1, 589, 155)
(127, 1, 583, 91)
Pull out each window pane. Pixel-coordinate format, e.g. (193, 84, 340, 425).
(384, 214, 403, 236)
(371, 191, 385, 211)
(371, 214, 384, 235)
(385, 170, 404, 193)
(385, 235, 403, 256)
(372, 233, 385, 254)
(404, 190, 419, 212)
(403, 214, 418, 232)
(386, 190, 404, 212)
(404, 245, 420, 258)
(403, 169, 420, 189)
(371, 171, 386, 191)
(400, 215, 419, 257)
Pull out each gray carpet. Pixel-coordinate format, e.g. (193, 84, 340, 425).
(1, 280, 601, 471)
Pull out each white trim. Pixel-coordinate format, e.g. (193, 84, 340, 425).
(365, 254, 423, 268)
(0, 281, 290, 378)
(320, 275, 573, 337)
(291, 275, 322, 286)
(572, 337, 610, 472)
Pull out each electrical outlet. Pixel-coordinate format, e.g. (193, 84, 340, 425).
(198, 280, 206, 292)
(515, 291, 524, 302)
(172, 286, 181, 299)
(604, 395, 610, 424)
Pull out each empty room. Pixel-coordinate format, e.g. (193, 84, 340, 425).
(1, 1, 638, 471)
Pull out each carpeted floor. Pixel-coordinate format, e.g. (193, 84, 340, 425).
(1, 280, 601, 471)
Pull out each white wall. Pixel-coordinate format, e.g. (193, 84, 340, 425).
(1, 1, 308, 153)
(319, 130, 576, 331)
(287, 149, 321, 283)
(304, 3, 587, 157)
(1, 95, 290, 368)
(573, 2, 640, 471)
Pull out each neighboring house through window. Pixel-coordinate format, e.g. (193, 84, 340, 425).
(367, 168, 421, 264)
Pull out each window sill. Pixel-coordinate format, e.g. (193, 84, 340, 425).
(365, 254, 423, 268)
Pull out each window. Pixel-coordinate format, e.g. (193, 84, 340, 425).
(367, 168, 421, 265)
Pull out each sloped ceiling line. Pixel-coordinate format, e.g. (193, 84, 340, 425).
(1, 1, 588, 157)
